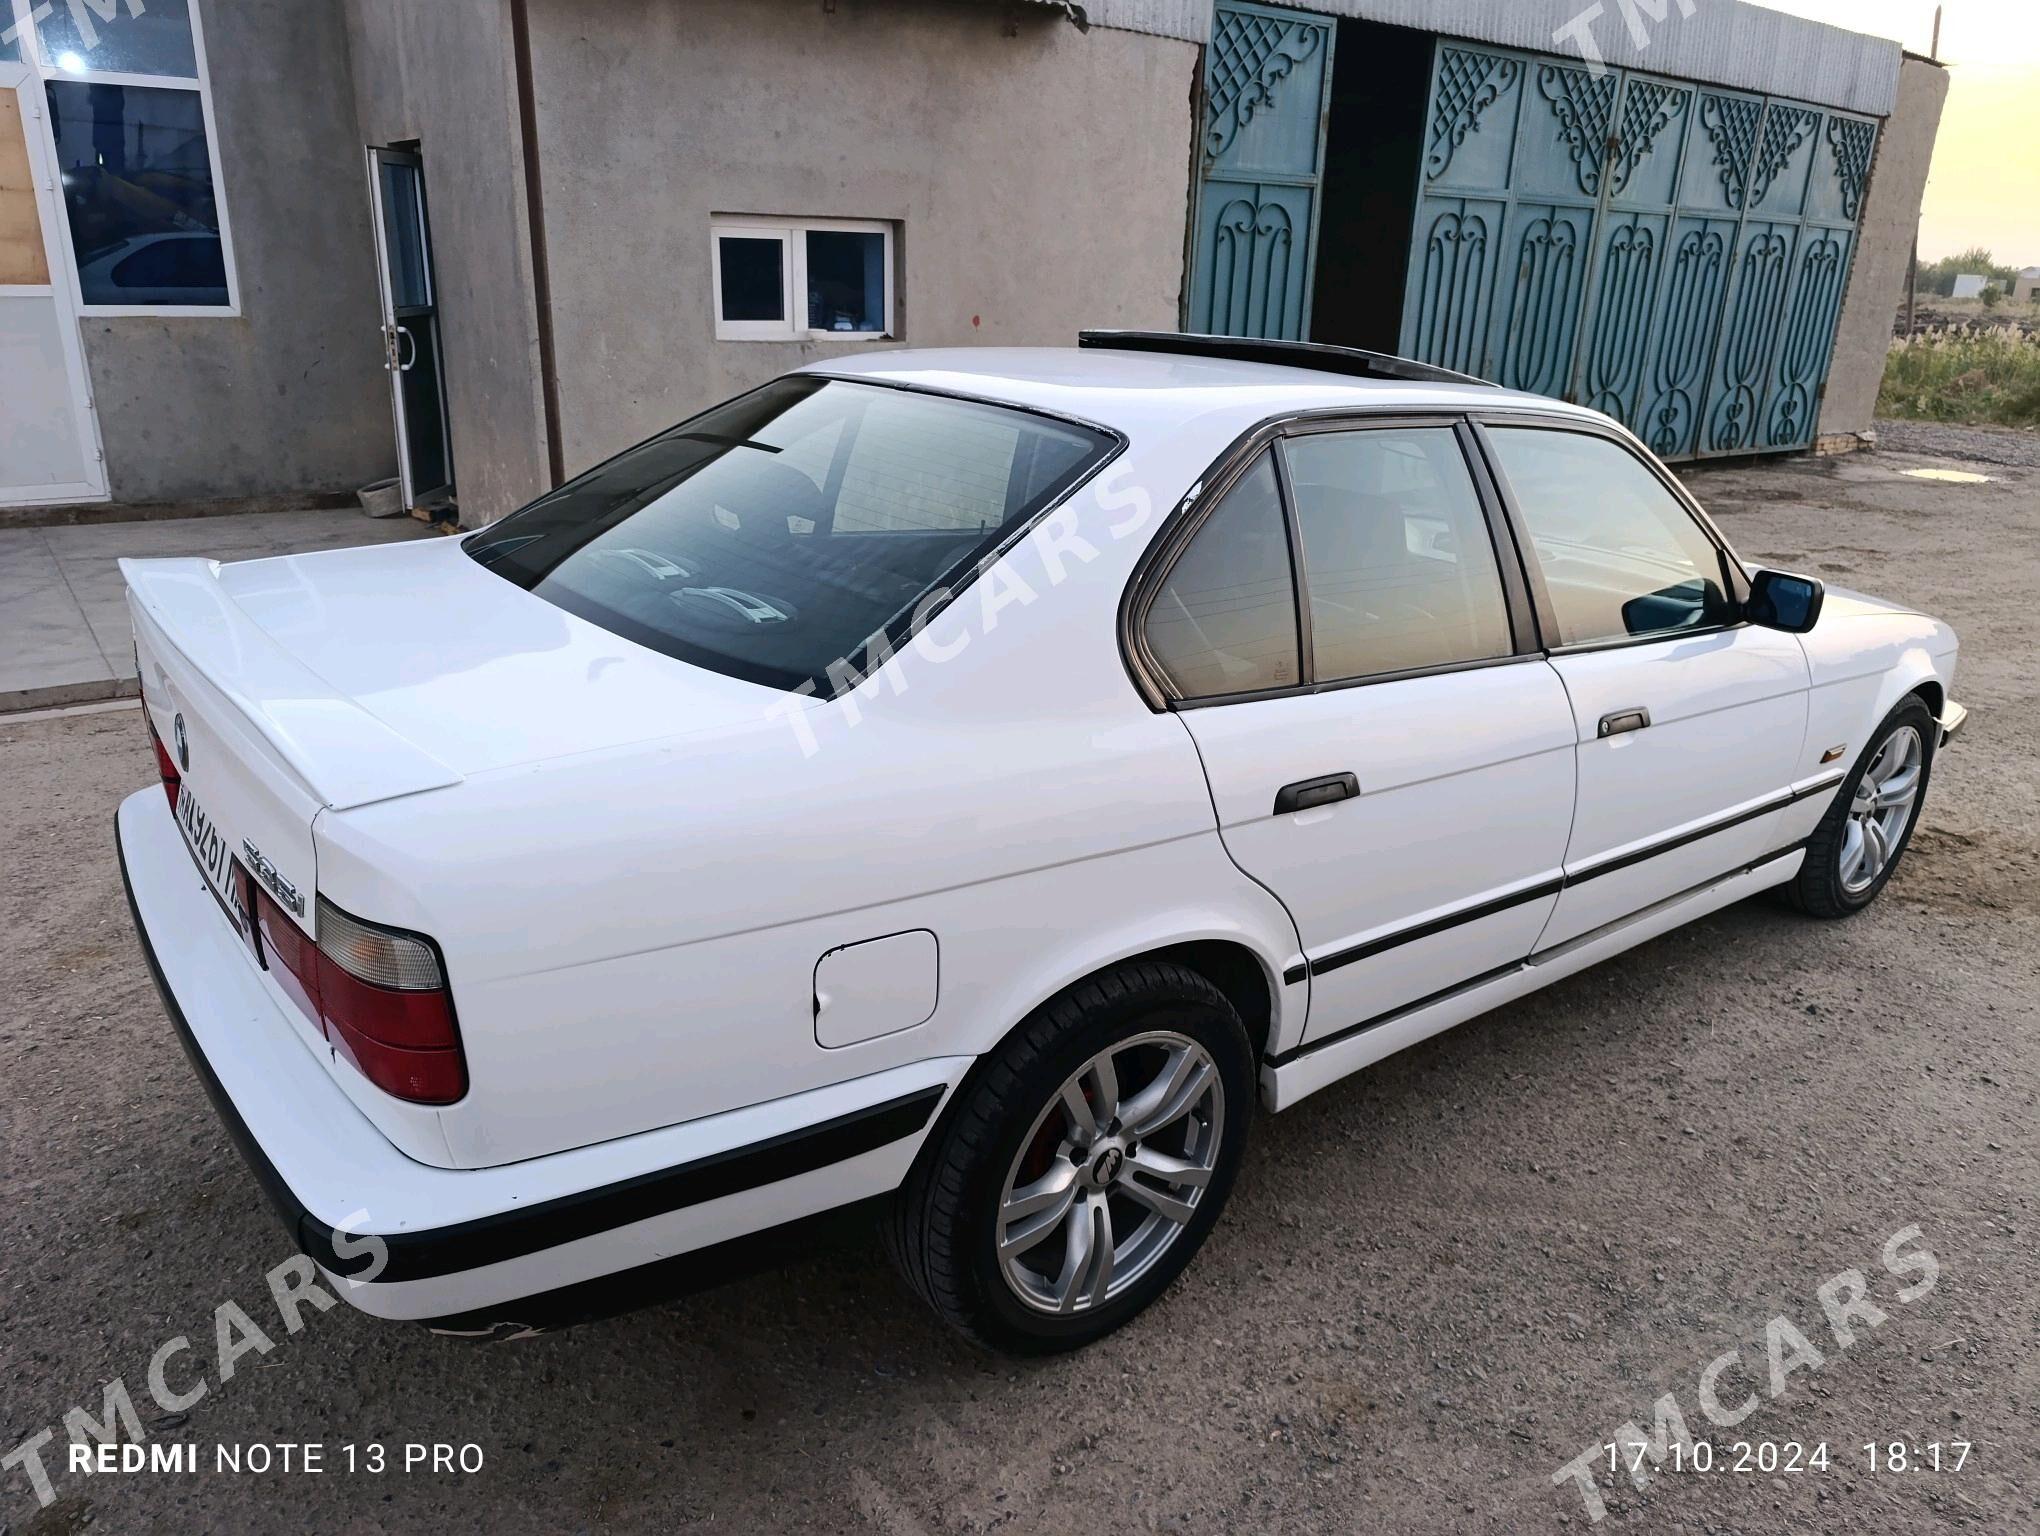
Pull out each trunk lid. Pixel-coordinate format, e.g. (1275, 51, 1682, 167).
(207, 537, 797, 778)
(127, 558, 467, 957)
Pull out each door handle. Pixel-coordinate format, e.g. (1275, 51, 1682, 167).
(393, 324, 418, 372)
(1273, 772, 1359, 815)
(1598, 707, 1651, 738)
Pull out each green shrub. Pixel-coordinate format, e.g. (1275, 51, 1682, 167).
(1878, 329, 2040, 427)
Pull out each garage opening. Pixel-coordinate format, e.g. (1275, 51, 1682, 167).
(1308, 17, 1433, 354)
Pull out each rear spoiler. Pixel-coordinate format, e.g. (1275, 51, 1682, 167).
(122, 558, 463, 811)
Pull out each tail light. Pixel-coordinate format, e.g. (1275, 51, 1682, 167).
(255, 892, 466, 1105)
(139, 685, 180, 812)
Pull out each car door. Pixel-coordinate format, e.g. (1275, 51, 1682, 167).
(1474, 421, 1812, 950)
(1132, 419, 1578, 1051)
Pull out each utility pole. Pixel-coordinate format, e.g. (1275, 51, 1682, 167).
(1906, 5, 1942, 338)
(1907, 240, 1918, 336)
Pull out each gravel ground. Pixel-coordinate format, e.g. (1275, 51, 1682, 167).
(1873, 418, 2040, 469)
(2, 439, 2036, 1535)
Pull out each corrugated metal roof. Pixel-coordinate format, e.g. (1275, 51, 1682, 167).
(1054, 0, 1902, 116)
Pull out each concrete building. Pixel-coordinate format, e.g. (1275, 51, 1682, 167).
(2013, 267, 2040, 304)
(0, 0, 1948, 523)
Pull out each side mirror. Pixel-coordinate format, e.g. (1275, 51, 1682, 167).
(1746, 568, 1825, 633)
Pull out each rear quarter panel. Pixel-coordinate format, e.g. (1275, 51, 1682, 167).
(316, 430, 1304, 1169)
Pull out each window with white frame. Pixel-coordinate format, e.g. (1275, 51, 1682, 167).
(3, 0, 237, 314)
(711, 216, 893, 341)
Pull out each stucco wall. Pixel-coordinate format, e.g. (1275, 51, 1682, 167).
(1819, 56, 1950, 443)
(342, 0, 552, 521)
(526, 0, 1198, 476)
(80, 0, 392, 506)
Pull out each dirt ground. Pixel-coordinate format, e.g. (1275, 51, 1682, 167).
(2, 429, 2035, 1534)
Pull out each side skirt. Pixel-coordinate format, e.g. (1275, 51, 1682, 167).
(1259, 847, 1804, 1112)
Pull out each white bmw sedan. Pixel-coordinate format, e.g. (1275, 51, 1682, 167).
(118, 333, 1965, 1353)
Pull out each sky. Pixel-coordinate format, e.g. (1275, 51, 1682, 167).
(1757, 0, 2040, 265)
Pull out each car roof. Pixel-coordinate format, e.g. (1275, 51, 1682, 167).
(802, 346, 1606, 441)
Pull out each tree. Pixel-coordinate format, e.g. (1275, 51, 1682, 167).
(1981, 283, 2003, 308)
(1920, 247, 2019, 297)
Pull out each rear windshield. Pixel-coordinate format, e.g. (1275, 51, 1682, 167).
(466, 377, 1118, 694)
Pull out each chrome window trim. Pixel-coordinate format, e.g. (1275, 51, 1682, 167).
(1119, 408, 1546, 712)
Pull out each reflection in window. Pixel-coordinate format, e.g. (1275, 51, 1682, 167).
(465, 378, 1114, 695)
(717, 235, 785, 322)
(46, 80, 228, 307)
(1284, 428, 1512, 680)
(1144, 453, 1302, 699)
(377, 159, 431, 310)
(35, 0, 199, 79)
(1486, 428, 1733, 646)
(806, 229, 885, 333)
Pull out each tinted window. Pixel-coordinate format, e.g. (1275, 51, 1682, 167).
(46, 81, 228, 307)
(466, 378, 1114, 695)
(718, 236, 784, 322)
(110, 235, 225, 291)
(1143, 453, 1301, 699)
(34, 0, 197, 77)
(805, 229, 885, 333)
(1487, 428, 1734, 646)
(1284, 428, 1512, 680)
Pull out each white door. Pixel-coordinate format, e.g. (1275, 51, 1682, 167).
(365, 146, 453, 509)
(1475, 424, 1810, 950)
(0, 62, 106, 506)
(1136, 423, 1578, 1053)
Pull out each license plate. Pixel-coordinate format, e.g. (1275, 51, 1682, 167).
(174, 785, 253, 939)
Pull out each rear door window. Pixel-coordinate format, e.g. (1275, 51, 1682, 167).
(465, 378, 1116, 694)
(1141, 452, 1303, 699)
(1282, 427, 1513, 681)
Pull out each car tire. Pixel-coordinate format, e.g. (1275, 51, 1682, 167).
(886, 960, 1254, 1355)
(1787, 693, 1937, 918)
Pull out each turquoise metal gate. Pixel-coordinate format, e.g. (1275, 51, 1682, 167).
(1398, 40, 1878, 459)
(1186, 0, 1336, 341)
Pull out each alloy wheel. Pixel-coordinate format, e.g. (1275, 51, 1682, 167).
(1840, 724, 1922, 894)
(995, 1031, 1224, 1315)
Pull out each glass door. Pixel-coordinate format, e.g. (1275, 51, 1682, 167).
(0, 61, 107, 506)
(366, 146, 453, 510)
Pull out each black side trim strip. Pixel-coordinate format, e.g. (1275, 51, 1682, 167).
(310, 1087, 943, 1283)
(120, 813, 941, 1287)
(415, 1195, 893, 1335)
(1282, 962, 1307, 986)
(1294, 774, 1845, 979)
(1563, 775, 1842, 887)
(1271, 843, 1810, 1068)
(1266, 960, 1526, 1068)
(1310, 878, 1564, 979)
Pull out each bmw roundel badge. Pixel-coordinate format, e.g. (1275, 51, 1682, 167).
(173, 711, 189, 772)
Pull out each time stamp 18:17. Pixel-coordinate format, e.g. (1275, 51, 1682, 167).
(1604, 1441, 1973, 1475)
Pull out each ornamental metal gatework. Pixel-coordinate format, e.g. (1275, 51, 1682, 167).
(1399, 39, 1879, 458)
(1187, 0, 1337, 341)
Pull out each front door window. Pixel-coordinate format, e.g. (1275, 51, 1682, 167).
(1483, 427, 1734, 646)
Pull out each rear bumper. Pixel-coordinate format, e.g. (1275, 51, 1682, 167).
(115, 789, 961, 1326)
(1937, 700, 1968, 747)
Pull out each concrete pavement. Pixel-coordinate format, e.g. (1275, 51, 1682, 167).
(0, 508, 432, 713)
